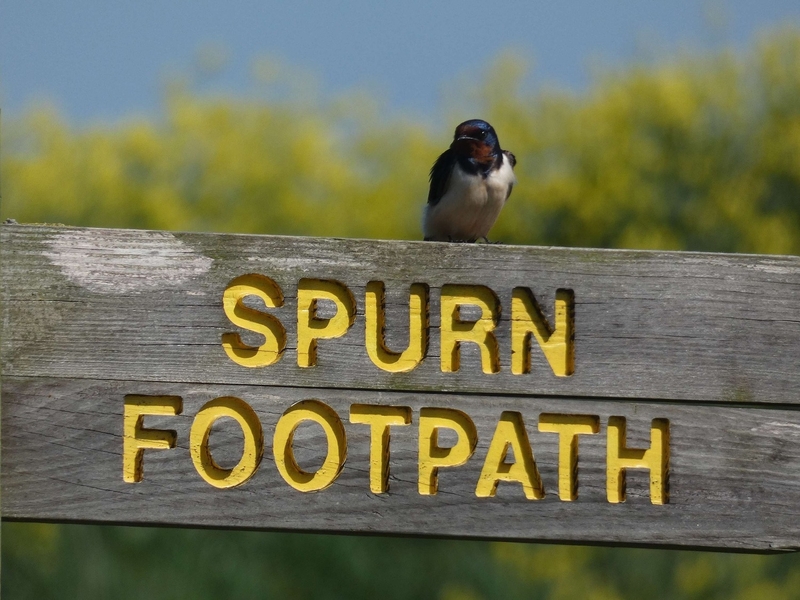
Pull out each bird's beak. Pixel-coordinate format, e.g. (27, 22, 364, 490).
(451, 135, 481, 153)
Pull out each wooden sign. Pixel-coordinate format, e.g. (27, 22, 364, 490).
(1, 223, 799, 551)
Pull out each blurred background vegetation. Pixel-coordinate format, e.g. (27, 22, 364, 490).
(2, 26, 800, 600)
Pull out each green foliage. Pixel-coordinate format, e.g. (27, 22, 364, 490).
(4, 524, 800, 600)
(3, 26, 800, 600)
(484, 28, 800, 254)
(1, 83, 436, 240)
(1, 525, 522, 599)
(4, 28, 799, 254)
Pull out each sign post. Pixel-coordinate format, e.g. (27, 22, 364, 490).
(2, 223, 799, 550)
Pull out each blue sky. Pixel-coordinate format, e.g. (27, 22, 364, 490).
(2, 1, 799, 123)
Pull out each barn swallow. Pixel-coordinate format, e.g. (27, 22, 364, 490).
(423, 119, 517, 242)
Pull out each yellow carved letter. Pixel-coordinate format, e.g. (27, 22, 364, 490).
(365, 281, 429, 372)
(222, 273, 286, 368)
(476, 412, 543, 500)
(350, 404, 412, 493)
(607, 417, 670, 505)
(189, 396, 264, 489)
(123, 395, 182, 483)
(538, 413, 600, 501)
(274, 400, 347, 492)
(511, 288, 574, 376)
(297, 279, 356, 368)
(440, 284, 500, 374)
(418, 407, 477, 495)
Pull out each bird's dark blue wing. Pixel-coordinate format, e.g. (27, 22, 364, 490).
(503, 150, 517, 200)
(428, 149, 456, 206)
(504, 150, 517, 168)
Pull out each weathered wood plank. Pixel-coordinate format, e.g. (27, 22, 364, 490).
(1, 224, 798, 405)
(2, 224, 799, 550)
(3, 376, 800, 551)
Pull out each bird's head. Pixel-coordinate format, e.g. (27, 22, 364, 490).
(450, 119, 501, 163)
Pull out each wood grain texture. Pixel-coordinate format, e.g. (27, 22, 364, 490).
(1, 224, 799, 550)
(1, 224, 798, 404)
(3, 376, 800, 551)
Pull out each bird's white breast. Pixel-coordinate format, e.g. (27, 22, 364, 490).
(423, 154, 516, 241)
